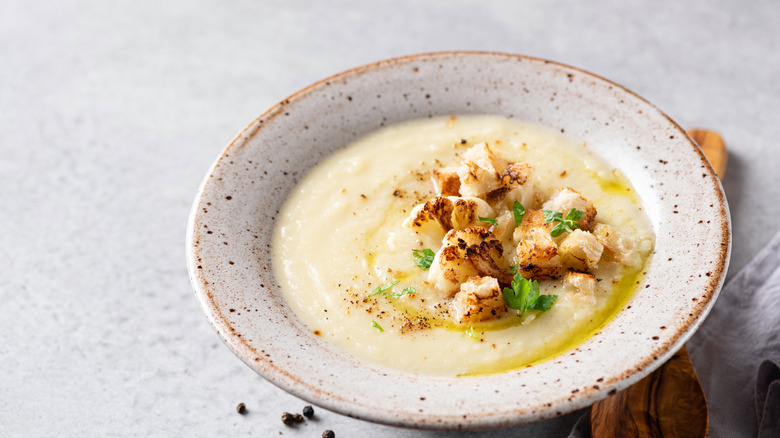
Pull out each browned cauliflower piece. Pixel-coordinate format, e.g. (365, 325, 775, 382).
(428, 245, 480, 298)
(559, 229, 604, 272)
(592, 223, 638, 266)
(450, 197, 495, 230)
(456, 143, 505, 197)
(402, 196, 454, 235)
(487, 183, 538, 212)
(513, 209, 562, 279)
(429, 227, 511, 297)
(403, 196, 494, 235)
(491, 210, 515, 242)
(501, 162, 533, 187)
(449, 276, 507, 323)
(431, 166, 461, 197)
(541, 187, 597, 231)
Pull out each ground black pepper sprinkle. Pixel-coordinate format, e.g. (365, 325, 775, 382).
(281, 412, 294, 425)
(236, 403, 246, 414)
(322, 430, 335, 438)
(303, 405, 314, 418)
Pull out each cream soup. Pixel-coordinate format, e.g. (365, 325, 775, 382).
(273, 115, 654, 376)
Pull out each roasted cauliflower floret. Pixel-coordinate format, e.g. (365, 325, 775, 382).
(432, 166, 461, 197)
(403, 196, 494, 235)
(402, 196, 454, 235)
(559, 229, 604, 272)
(592, 223, 639, 266)
(486, 173, 538, 210)
(429, 245, 479, 298)
(513, 209, 562, 279)
(541, 187, 597, 231)
(491, 210, 515, 242)
(456, 143, 505, 197)
(565, 271, 598, 304)
(501, 162, 533, 187)
(429, 227, 511, 297)
(450, 276, 507, 323)
(450, 197, 495, 229)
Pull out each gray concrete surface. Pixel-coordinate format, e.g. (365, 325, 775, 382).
(2, 0, 778, 436)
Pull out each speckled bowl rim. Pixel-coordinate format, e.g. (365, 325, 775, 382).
(186, 52, 731, 430)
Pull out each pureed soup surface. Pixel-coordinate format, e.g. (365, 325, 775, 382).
(273, 115, 654, 376)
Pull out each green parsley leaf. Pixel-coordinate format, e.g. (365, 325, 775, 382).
(502, 271, 558, 317)
(412, 249, 435, 270)
(528, 294, 558, 312)
(550, 222, 568, 238)
(543, 210, 562, 223)
(367, 280, 400, 297)
(503, 275, 531, 314)
(371, 320, 384, 332)
(565, 208, 585, 222)
(464, 326, 478, 340)
(543, 208, 584, 237)
(393, 287, 418, 298)
(478, 216, 498, 226)
(512, 201, 525, 226)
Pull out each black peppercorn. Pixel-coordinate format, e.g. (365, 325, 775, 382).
(322, 430, 335, 438)
(292, 413, 304, 423)
(303, 405, 314, 418)
(281, 412, 294, 425)
(236, 403, 246, 414)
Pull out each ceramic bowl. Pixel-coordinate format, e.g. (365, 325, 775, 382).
(186, 52, 730, 430)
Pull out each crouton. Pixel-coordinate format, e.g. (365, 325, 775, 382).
(559, 229, 604, 272)
(450, 276, 507, 323)
(513, 209, 562, 279)
(432, 166, 461, 196)
(592, 223, 638, 266)
(565, 271, 598, 304)
(457, 143, 505, 197)
(542, 187, 597, 231)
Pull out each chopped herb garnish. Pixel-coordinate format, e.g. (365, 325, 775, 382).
(398, 286, 418, 297)
(464, 326, 478, 340)
(478, 216, 498, 226)
(412, 248, 435, 270)
(502, 271, 558, 317)
(367, 280, 400, 297)
(371, 320, 384, 332)
(368, 281, 416, 299)
(512, 201, 525, 226)
(543, 208, 584, 237)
